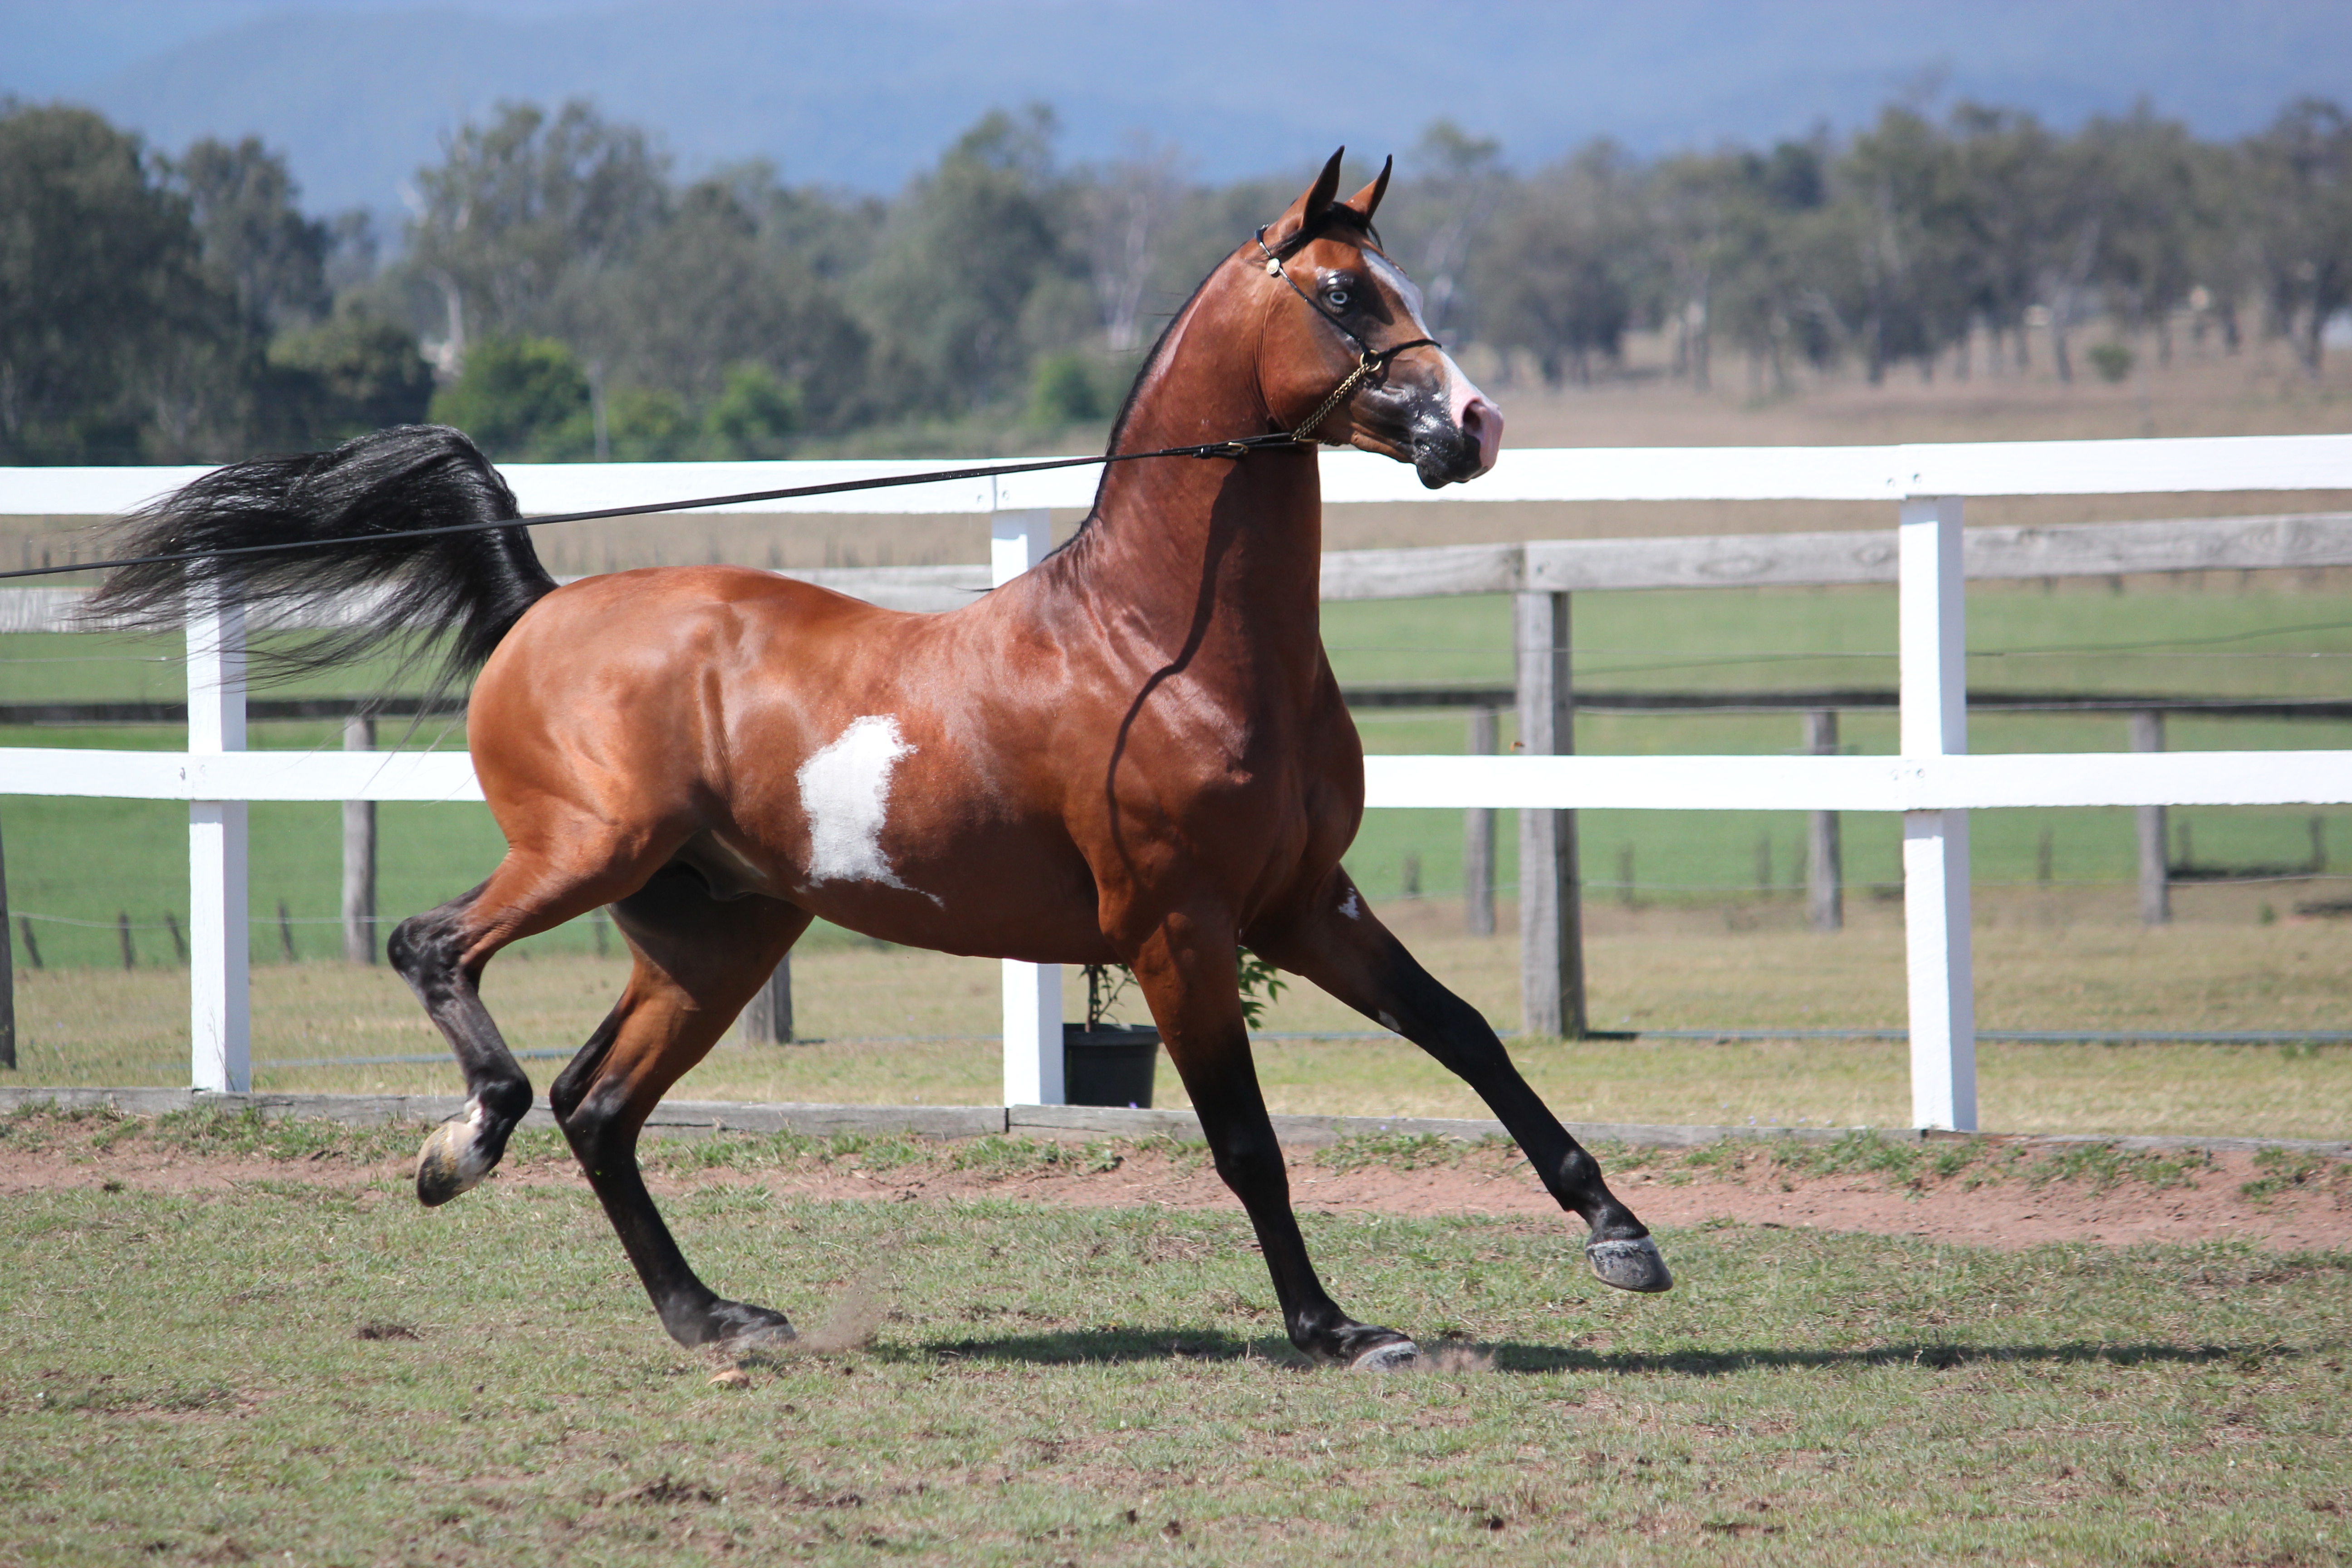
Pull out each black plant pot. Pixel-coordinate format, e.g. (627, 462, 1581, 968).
(1062, 1024, 1160, 1108)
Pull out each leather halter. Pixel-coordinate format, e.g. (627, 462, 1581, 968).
(1251, 222, 1441, 444)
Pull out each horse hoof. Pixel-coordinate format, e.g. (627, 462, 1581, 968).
(414, 1116, 493, 1207)
(1588, 1236, 1673, 1294)
(703, 1302, 797, 1351)
(1350, 1338, 1422, 1372)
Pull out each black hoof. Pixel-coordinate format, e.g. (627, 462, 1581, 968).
(1587, 1235, 1673, 1294)
(1307, 1322, 1420, 1371)
(676, 1299, 797, 1350)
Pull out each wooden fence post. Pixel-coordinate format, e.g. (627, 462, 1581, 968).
(2132, 710, 2170, 925)
(740, 955, 793, 1044)
(1515, 589, 1585, 1038)
(343, 714, 377, 963)
(1464, 707, 1497, 936)
(1805, 709, 1843, 932)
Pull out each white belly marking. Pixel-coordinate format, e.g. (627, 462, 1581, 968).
(799, 715, 920, 892)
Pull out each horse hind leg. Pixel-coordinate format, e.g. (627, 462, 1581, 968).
(548, 865, 813, 1348)
(388, 882, 537, 1205)
(390, 840, 661, 1206)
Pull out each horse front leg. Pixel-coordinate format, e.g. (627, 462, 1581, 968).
(1250, 869, 1672, 1295)
(1127, 909, 1421, 1370)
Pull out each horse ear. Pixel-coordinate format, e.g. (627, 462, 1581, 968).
(1269, 147, 1348, 245)
(1342, 156, 1392, 222)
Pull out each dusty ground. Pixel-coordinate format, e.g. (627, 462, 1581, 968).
(6, 1122, 2346, 1254)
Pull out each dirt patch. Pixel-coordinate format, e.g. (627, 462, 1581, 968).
(4, 1116, 2346, 1252)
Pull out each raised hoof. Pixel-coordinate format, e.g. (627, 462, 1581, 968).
(414, 1117, 495, 1207)
(1587, 1235, 1674, 1294)
(1350, 1338, 1422, 1372)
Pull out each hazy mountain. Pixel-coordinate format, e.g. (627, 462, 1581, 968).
(6, 0, 2348, 215)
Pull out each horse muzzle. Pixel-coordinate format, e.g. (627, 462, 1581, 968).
(1401, 355, 1503, 487)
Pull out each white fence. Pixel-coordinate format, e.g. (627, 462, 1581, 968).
(6, 435, 2352, 1130)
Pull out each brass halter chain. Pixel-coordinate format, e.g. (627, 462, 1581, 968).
(0, 224, 1449, 585)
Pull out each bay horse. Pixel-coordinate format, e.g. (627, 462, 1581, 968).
(95, 151, 1670, 1370)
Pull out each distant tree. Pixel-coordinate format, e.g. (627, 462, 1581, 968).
(261, 311, 434, 446)
(1391, 121, 1508, 341)
(1024, 350, 1106, 427)
(1475, 142, 1648, 385)
(581, 172, 869, 436)
(1946, 104, 2059, 373)
(0, 102, 245, 462)
(702, 363, 802, 457)
(402, 100, 670, 368)
(2078, 107, 2205, 365)
(854, 107, 1073, 414)
(1838, 107, 1977, 382)
(426, 336, 591, 459)
(1080, 137, 1188, 353)
(1690, 140, 1845, 393)
(177, 136, 331, 334)
(2243, 98, 2352, 375)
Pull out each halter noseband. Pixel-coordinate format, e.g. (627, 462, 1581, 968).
(1250, 221, 1441, 445)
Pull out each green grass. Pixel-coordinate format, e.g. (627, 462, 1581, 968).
(11, 908, 2352, 1139)
(0, 1110, 2346, 1564)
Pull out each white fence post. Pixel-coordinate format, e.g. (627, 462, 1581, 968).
(187, 586, 250, 1093)
(1898, 496, 1976, 1131)
(342, 714, 377, 963)
(992, 508, 1064, 1106)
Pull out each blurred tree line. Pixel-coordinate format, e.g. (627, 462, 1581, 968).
(5, 92, 2350, 465)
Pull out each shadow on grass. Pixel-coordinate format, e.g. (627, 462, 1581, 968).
(894, 1327, 1293, 1367)
(898, 1327, 2283, 1377)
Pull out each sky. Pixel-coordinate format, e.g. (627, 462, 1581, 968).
(5, 0, 2347, 214)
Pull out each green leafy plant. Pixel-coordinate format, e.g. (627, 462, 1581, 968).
(1082, 948, 1286, 1031)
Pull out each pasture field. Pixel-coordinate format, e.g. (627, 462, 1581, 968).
(9, 898, 2352, 1139)
(3, 573, 2351, 967)
(1, 1107, 2347, 1565)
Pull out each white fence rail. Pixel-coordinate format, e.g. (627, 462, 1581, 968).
(8, 437, 2352, 1130)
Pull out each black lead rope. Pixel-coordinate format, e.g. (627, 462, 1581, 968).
(0, 224, 1443, 588)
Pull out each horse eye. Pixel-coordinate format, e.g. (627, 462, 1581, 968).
(1324, 288, 1351, 309)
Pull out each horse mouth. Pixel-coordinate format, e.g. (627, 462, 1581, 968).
(1405, 414, 1500, 487)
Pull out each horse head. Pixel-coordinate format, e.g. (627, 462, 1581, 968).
(1251, 148, 1504, 487)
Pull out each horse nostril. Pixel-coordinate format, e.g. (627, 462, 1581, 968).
(1459, 397, 1503, 470)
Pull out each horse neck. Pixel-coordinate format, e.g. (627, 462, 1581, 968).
(1053, 273, 1327, 671)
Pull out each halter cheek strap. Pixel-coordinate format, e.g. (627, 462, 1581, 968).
(1252, 224, 1441, 443)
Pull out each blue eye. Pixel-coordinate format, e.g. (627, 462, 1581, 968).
(1324, 288, 1351, 309)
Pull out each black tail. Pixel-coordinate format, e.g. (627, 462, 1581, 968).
(86, 425, 557, 701)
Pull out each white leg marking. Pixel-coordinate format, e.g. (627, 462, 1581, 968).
(1338, 890, 1362, 920)
(798, 715, 928, 897)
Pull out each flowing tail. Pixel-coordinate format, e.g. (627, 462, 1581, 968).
(85, 425, 556, 699)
